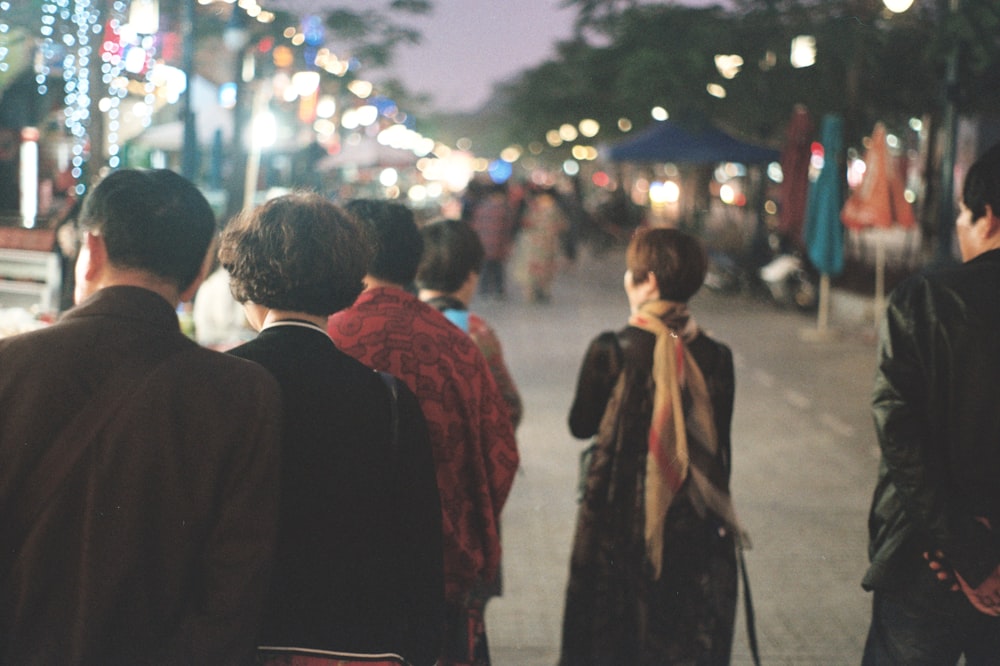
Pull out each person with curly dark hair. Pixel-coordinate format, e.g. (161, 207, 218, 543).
(219, 192, 445, 666)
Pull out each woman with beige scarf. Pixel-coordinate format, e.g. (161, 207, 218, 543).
(560, 227, 745, 665)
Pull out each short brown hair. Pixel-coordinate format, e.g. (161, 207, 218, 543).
(626, 227, 707, 302)
(218, 192, 373, 316)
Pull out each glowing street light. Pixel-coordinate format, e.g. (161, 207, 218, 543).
(578, 119, 600, 138)
(790, 35, 816, 69)
(882, 0, 915, 12)
(128, 0, 160, 35)
(291, 70, 320, 98)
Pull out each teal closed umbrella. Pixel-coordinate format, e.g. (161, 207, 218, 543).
(803, 114, 844, 336)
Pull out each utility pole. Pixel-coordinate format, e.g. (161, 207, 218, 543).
(934, 0, 961, 265)
(180, 0, 198, 180)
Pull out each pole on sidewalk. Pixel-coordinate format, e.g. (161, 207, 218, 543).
(180, 0, 199, 180)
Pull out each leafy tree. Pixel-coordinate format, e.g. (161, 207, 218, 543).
(560, 0, 641, 35)
(319, 0, 432, 68)
(490, 0, 1000, 171)
(497, 4, 740, 161)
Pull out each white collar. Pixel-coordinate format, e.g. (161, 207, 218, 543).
(261, 319, 329, 335)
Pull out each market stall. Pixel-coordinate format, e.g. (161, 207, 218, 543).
(0, 226, 60, 336)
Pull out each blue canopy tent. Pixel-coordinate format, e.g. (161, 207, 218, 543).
(607, 120, 779, 165)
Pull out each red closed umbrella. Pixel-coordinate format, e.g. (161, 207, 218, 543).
(841, 122, 916, 321)
(777, 104, 814, 251)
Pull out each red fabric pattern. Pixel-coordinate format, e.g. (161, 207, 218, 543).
(328, 287, 519, 602)
(468, 312, 522, 429)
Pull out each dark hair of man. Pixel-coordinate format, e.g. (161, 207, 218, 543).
(344, 199, 423, 285)
(626, 227, 708, 303)
(415, 218, 485, 293)
(962, 142, 1000, 222)
(77, 169, 215, 291)
(218, 192, 373, 317)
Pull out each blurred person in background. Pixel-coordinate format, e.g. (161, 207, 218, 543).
(513, 187, 570, 304)
(861, 143, 1000, 664)
(464, 181, 517, 300)
(560, 227, 744, 665)
(192, 261, 253, 350)
(52, 195, 83, 312)
(0, 168, 282, 664)
(220, 192, 444, 666)
(328, 200, 519, 666)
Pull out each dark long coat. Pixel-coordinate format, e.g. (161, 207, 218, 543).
(229, 324, 445, 666)
(560, 324, 738, 666)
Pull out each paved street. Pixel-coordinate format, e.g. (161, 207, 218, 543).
(474, 243, 882, 665)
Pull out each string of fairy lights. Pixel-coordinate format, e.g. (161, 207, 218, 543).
(29, 0, 160, 193)
(0, 2, 10, 74)
(0, 0, 439, 197)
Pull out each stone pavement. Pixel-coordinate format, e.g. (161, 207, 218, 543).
(474, 244, 883, 665)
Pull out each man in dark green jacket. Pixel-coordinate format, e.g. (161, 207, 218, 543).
(862, 143, 1000, 664)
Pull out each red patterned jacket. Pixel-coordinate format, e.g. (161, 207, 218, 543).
(328, 286, 519, 602)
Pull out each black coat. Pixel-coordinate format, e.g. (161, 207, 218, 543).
(229, 324, 444, 666)
(561, 324, 737, 666)
(0, 286, 282, 665)
(866, 248, 1000, 592)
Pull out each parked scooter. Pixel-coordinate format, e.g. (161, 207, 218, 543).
(704, 250, 747, 294)
(758, 253, 818, 311)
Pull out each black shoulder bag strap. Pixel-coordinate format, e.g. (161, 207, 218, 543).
(2, 348, 185, 574)
(739, 546, 761, 665)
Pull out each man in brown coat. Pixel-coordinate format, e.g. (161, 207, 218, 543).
(0, 169, 283, 664)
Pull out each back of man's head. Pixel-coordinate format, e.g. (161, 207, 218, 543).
(345, 199, 423, 286)
(963, 142, 1000, 221)
(79, 169, 216, 292)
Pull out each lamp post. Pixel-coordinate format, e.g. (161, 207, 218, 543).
(180, 0, 198, 180)
(243, 81, 275, 210)
(934, 0, 961, 264)
(222, 11, 251, 221)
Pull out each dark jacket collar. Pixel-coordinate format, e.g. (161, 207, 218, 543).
(60, 286, 180, 332)
(968, 247, 1000, 266)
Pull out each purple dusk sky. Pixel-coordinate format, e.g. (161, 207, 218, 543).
(322, 0, 721, 114)
(354, 0, 579, 113)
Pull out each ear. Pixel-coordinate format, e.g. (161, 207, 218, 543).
(984, 204, 1000, 238)
(73, 231, 107, 304)
(179, 248, 214, 303)
(640, 272, 661, 302)
(79, 231, 107, 283)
